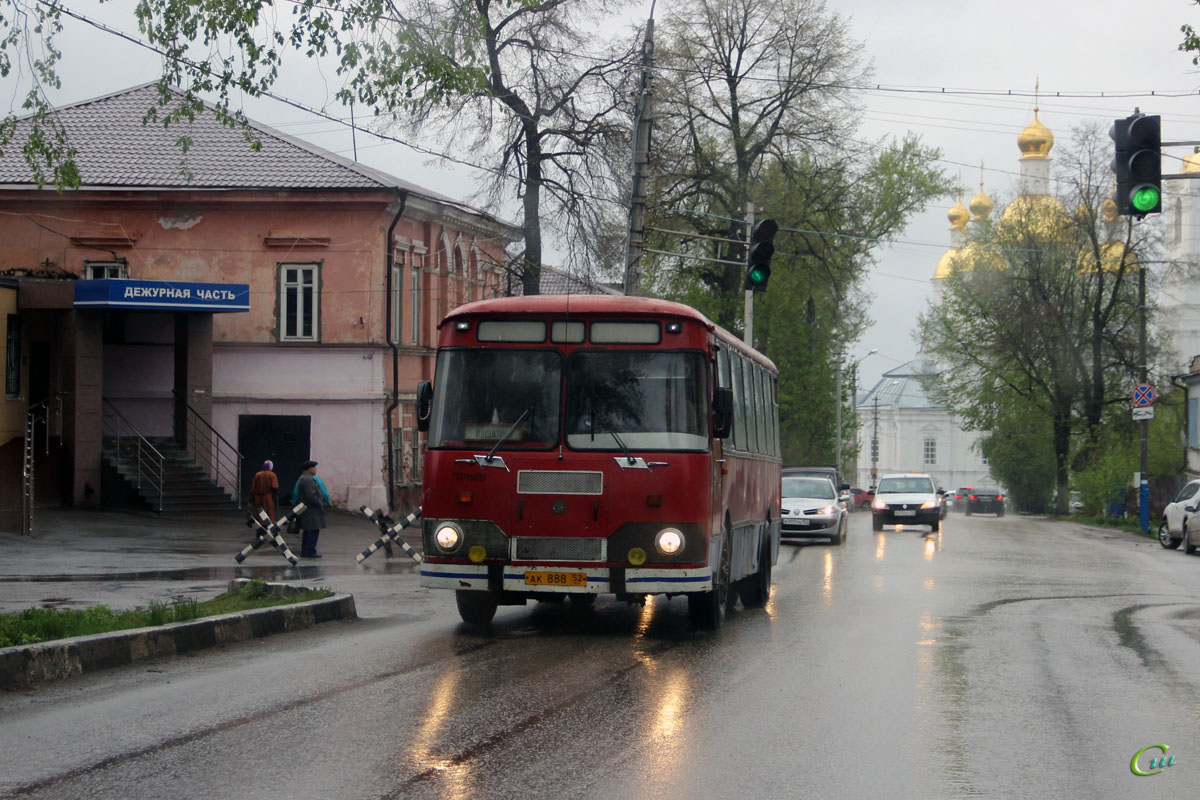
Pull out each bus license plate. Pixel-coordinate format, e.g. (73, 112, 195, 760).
(525, 571, 587, 587)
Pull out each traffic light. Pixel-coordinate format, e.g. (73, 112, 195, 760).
(745, 218, 778, 291)
(1110, 113, 1161, 216)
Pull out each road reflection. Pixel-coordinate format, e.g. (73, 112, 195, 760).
(408, 669, 474, 799)
(875, 533, 887, 561)
(822, 550, 835, 605)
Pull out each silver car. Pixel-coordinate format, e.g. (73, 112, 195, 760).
(1158, 479, 1200, 552)
(781, 475, 848, 545)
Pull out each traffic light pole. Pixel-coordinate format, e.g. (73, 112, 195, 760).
(744, 201, 754, 346)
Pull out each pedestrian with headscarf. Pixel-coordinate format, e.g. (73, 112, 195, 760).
(295, 459, 327, 558)
(249, 460, 279, 520)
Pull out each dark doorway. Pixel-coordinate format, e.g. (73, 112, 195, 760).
(238, 415, 311, 509)
(29, 341, 50, 404)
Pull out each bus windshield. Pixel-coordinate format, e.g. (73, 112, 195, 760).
(428, 349, 561, 449)
(565, 351, 708, 451)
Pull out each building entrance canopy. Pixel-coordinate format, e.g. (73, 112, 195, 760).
(74, 279, 249, 312)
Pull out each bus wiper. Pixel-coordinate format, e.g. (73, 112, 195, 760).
(591, 412, 635, 465)
(485, 407, 531, 463)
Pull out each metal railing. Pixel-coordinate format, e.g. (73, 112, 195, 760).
(101, 398, 165, 512)
(177, 397, 244, 506)
(21, 394, 64, 536)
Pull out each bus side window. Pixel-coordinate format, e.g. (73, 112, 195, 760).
(751, 364, 765, 454)
(731, 354, 747, 449)
(771, 375, 781, 456)
(743, 357, 759, 454)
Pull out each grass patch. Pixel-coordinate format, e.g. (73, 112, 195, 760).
(1067, 514, 1152, 536)
(0, 580, 332, 648)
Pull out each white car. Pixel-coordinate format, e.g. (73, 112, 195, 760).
(781, 474, 848, 545)
(1158, 479, 1200, 552)
(871, 473, 943, 532)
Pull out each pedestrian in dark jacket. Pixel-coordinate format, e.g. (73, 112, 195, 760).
(296, 460, 327, 558)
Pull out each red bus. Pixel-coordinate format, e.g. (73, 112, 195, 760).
(416, 295, 781, 628)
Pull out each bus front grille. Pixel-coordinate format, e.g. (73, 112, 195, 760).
(513, 537, 605, 562)
(517, 470, 604, 495)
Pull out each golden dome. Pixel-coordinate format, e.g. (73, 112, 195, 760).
(970, 188, 994, 221)
(1101, 194, 1119, 222)
(934, 248, 962, 280)
(998, 193, 1073, 240)
(948, 199, 970, 230)
(1018, 111, 1054, 160)
(1078, 241, 1138, 274)
(961, 240, 1006, 272)
(1184, 152, 1200, 173)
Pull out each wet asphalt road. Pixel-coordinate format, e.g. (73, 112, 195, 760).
(2, 511, 1199, 799)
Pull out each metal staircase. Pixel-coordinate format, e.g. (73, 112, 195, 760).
(101, 400, 241, 514)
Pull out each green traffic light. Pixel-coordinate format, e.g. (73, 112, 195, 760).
(748, 266, 768, 285)
(1131, 184, 1160, 213)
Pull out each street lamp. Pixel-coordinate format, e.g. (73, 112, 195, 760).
(836, 348, 876, 479)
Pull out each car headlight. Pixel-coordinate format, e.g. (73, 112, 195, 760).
(655, 528, 684, 556)
(820, 505, 837, 515)
(921, 499, 938, 509)
(873, 497, 887, 509)
(434, 523, 463, 553)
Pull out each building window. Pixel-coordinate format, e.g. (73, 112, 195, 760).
(923, 436, 937, 465)
(1190, 397, 1199, 449)
(981, 451, 989, 466)
(411, 246, 426, 346)
(5, 314, 20, 398)
(279, 263, 319, 341)
(84, 260, 127, 279)
(391, 249, 405, 345)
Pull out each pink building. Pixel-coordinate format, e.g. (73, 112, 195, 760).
(0, 84, 519, 528)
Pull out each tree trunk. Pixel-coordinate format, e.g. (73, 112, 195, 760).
(520, 122, 543, 296)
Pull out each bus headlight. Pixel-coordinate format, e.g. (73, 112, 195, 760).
(434, 523, 463, 553)
(655, 528, 684, 556)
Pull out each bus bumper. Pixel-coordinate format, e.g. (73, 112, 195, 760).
(419, 562, 713, 595)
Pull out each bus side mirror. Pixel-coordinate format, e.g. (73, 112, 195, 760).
(713, 386, 733, 439)
(416, 380, 433, 432)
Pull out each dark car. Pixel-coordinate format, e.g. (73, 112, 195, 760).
(782, 465, 849, 493)
(952, 487, 973, 512)
(966, 488, 1005, 516)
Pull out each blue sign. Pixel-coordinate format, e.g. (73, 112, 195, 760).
(74, 279, 249, 312)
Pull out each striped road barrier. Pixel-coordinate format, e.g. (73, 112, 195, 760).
(357, 506, 423, 564)
(235, 504, 305, 566)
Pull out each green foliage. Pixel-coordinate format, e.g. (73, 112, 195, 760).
(977, 400, 1057, 513)
(0, 583, 329, 647)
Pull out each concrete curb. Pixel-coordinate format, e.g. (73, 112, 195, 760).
(0, 580, 357, 689)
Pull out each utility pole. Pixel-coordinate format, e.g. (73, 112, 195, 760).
(743, 201, 754, 346)
(622, 13, 656, 296)
(1138, 253, 1149, 532)
(835, 352, 843, 475)
(871, 396, 880, 491)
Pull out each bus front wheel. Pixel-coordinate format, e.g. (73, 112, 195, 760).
(455, 590, 499, 625)
(689, 535, 731, 629)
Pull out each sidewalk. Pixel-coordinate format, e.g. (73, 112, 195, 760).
(0, 505, 425, 617)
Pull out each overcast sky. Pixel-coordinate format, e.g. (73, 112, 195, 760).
(5, 0, 1200, 392)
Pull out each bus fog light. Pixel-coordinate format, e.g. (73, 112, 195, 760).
(468, 545, 487, 563)
(655, 528, 684, 556)
(434, 524, 462, 552)
(628, 547, 647, 566)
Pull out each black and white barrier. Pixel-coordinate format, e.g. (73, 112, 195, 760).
(357, 505, 423, 564)
(236, 504, 306, 566)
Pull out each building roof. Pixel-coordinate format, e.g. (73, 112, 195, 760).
(503, 264, 624, 297)
(0, 83, 453, 201)
(857, 357, 943, 410)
